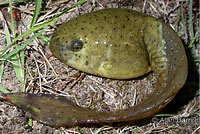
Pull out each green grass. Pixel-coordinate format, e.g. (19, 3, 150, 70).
(0, 85, 10, 94)
(76, 126, 86, 134)
(0, 0, 87, 93)
(180, 3, 188, 44)
(0, 0, 32, 5)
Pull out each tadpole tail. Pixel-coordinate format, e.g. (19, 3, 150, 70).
(4, 93, 120, 127)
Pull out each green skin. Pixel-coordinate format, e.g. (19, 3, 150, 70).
(5, 8, 187, 127)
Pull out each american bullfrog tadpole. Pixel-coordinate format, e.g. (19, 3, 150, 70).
(5, 8, 187, 127)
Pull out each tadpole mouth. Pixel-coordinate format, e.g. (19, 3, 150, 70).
(49, 37, 64, 60)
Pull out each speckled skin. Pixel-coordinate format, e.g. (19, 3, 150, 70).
(5, 8, 188, 127)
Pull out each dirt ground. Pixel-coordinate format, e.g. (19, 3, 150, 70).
(0, 0, 199, 134)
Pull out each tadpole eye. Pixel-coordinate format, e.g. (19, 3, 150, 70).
(71, 40, 83, 51)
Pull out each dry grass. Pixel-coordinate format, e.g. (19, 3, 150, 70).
(0, 0, 199, 133)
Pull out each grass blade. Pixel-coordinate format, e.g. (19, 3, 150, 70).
(8, 0, 16, 40)
(30, 0, 42, 29)
(3, 30, 45, 59)
(38, 36, 51, 45)
(0, 0, 32, 5)
(0, 61, 5, 82)
(180, 3, 188, 44)
(189, 0, 194, 40)
(0, 15, 11, 82)
(0, 85, 10, 94)
(94, 126, 107, 134)
(188, 32, 198, 48)
(4, 30, 44, 91)
(8, 0, 25, 90)
(76, 126, 86, 134)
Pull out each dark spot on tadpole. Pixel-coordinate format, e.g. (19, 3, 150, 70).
(81, 28, 84, 30)
(113, 28, 116, 30)
(65, 41, 68, 43)
(91, 31, 93, 34)
(104, 16, 107, 20)
(95, 27, 97, 30)
(126, 16, 130, 21)
(115, 16, 118, 18)
(85, 61, 89, 65)
(101, 26, 103, 29)
(126, 44, 128, 47)
(134, 19, 138, 22)
(120, 35, 123, 38)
